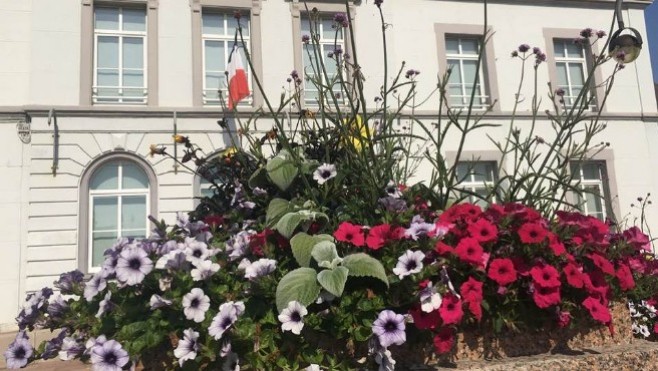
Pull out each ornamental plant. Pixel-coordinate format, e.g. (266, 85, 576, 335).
(5, 0, 658, 370)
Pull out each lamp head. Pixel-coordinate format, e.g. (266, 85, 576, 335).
(608, 28, 643, 63)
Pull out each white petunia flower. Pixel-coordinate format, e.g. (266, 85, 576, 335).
(419, 281, 442, 313)
(209, 301, 244, 340)
(149, 294, 173, 310)
(182, 288, 210, 323)
(173, 328, 199, 367)
(244, 259, 276, 280)
(313, 163, 337, 185)
(392, 250, 425, 279)
(278, 301, 307, 335)
(191, 260, 220, 281)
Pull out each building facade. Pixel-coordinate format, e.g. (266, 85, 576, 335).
(0, 0, 656, 330)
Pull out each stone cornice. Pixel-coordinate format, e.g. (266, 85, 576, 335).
(447, 0, 652, 9)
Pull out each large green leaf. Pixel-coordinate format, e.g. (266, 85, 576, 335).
(275, 212, 307, 239)
(266, 152, 298, 191)
(266, 198, 291, 227)
(317, 267, 349, 297)
(342, 253, 389, 287)
(275, 268, 320, 312)
(290, 233, 334, 267)
(311, 240, 340, 266)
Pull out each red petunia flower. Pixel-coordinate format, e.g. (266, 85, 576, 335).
(466, 300, 483, 321)
(587, 253, 615, 276)
(582, 296, 611, 324)
(547, 233, 566, 256)
(563, 262, 585, 288)
(517, 222, 548, 244)
(557, 310, 572, 328)
(467, 218, 498, 244)
(454, 237, 484, 266)
(487, 258, 518, 286)
(365, 224, 399, 250)
(435, 241, 454, 256)
(530, 264, 561, 288)
(409, 305, 441, 330)
(433, 327, 455, 354)
(249, 228, 274, 257)
(583, 270, 611, 305)
(615, 263, 635, 291)
(460, 277, 483, 302)
(654, 323, 658, 335)
(204, 214, 225, 229)
(532, 285, 561, 308)
(438, 293, 463, 325)
(334, 222, 365, 247)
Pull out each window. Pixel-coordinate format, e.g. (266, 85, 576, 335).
(445, 36, 488, 109)
(88, 161, 150, 271)
(300, 15, 345, 106)
(201, 11, 251, 105)
(570, 161, 611, 220)
(93, 7, 148, 104)
(455, 161, 497, 206)
(553, 39, 594, 109)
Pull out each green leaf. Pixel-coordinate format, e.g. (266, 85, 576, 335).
(266, 152, 298, 191)
(275, 212, 307, 239)
(341, 253, 389, 287)
(290, 233, 333, 267)
(317, 267, 349, 297)
(275, 267, 320, 312)
(266, 198, 291, 227)
(248, 166, 269, 189)
(311, 240, 340, 265)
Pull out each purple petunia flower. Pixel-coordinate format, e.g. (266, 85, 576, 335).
(58, 336, 84, 361)
(392, 250, 425, 279)
(84, 335, 107, 356)
(115, 247, 153, 286)
(149, 294, 173, 310)
(191, 260, 220, 281)
(224, 230, 256, 261)
(96, 291, 114, 318)
(90, 339, 129, 371)
(278, 301, 307, 335)
(183, 288, 211, 323)
(244, 259, 277, 280)
(372, 310, 406, 347)
(378, 196, 408, 213)
(41, 329, 68, 360)
(4, 331, 33, 369)
(404, 218, 435, 240)
(173, 328, 199, 367)
(209, 301, 244, 340)
(84, 272, 107, 302)
(54, 270, 85, 294)
(155, 250, 188, 271)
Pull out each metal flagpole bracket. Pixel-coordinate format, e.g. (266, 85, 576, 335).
(47, 108, 59, 177)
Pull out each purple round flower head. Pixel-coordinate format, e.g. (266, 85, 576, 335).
(596, 30, 606, 38)
(290, 70, 299, 79)
(518, 44, 531, 53)
(84, 272, 107, 302)
(333, 12, 348, 27)
(532, 46, 541, 55)
(209, 301, 245, 340)
(615, 51, 627, 63)
(90, 340, 129, 371)
(580, 27, 593, 38)
(511, 50, 519, 57)
(116, 247, 153, 286)
(374, 0, 384, 7)
(302, 34, 311, 44)
(183, 288, 210, 323)
(555, 88, 565, 97)
(372, 310, 406, 347)
(233, 10, 241, 20)
(4, 331, 33, 369)
(327, 51, 334, 58)
(173, 329, 199, 367)
(392, 250, 425, 279)
(405, 69, 415, 79)
(58, 337, 84, 361)
(54, 270, 85, 294)
(334, 47, 343, 56)
(278, 301, 307, 335)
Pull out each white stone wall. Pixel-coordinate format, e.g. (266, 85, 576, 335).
(0, 0, 656, 328)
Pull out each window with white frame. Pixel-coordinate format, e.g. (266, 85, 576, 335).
(93, 7, 147, 104)
(88, 161, 150, 271)
(446, 36, 488, 109)
(455, 161, 497, 206)
(202, 11, 251, 105)
(553, 39, 594, 109)
(301, 15, 344, 106)
(570, 161, 610, 220)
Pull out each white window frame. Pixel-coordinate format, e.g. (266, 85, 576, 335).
(201, 11, 252, 106)
(455, 161, 497, 205)
(93, 6, 148, 105)
(553, 39, 595, 110)
(445, 36, 488, 110)
(570, 161, 609, 221)
(301, 15, 345, 106)
(88, 161, 150, 273)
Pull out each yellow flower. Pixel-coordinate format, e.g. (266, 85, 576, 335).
(172, 134, 188, 144)
(220, 147, 239, 158)
(343, 115, 372, 152)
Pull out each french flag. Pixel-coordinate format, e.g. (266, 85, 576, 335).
(227, 45, 250, 110)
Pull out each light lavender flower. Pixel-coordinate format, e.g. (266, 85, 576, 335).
(4, 331, 32, 369)
(84, 272, 107, 302)
(184, 238, 211, 266)
(372, 310, 406, 347)
(419, 281, 442, 313)
(384, 181, 402, 198)
(244, 259, 276, 280)
(191, 260, 220, 281)
(313, 163, 337, 185)
(155, 250, 188, 271)
(224, 230, 256, 261)
(392, 250, 425, 279)
(278, 301, 307, 335)
(183, 288, 210, 323)
(84, 335, 107, 356)
(58, 336, 84, 361)
(173, 328, 199, 367)
(116, 247, 153, 286)
(96, 291, 113, 318)
(149, 294, 173, 310)
(404, 219, 436, 240)
(375, 348, 396, 371)
(41, 330, 67, 360)
(54, 270, 84, 294)
(209, 301, 244, 340)
(90, 339, 129, 371)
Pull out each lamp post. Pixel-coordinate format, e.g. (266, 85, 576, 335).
(609, 0, 643, 63)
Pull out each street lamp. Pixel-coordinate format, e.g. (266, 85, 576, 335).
(609, 0, 643, 63)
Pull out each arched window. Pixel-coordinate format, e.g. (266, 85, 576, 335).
(79, 154, 157, 273)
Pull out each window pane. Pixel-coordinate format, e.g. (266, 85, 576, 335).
(123, 8, 146, 32)
(584, 185, 604, 215)
(93, 197, 118, 231)
(301, 17, 312, 35)
(323, 45, 338, 75)
(460, 39, 479, 55)
(462, 60, 478, 84)
(228, 16, 249, 37)
(202, 13, 224, 35)
(122, 163, 149, 189)
(582, 163, 601, 180)
(446, 38, 460, 54)
(97, 36, 119, 68)
(553, 41, 566, 58)
(123, 38, 144, 69)
(121, 195, 147, 232)
(447, 60, 462, 84)
(455, 163, 470, 182)
(565, 42, 584, 58)
(200, 180, 214, 198)
(92, 231, 117, 267)
(472, 162, 494, 182)
(90, 163, 119, 190)
(568, 63, 585, 87)
(96, 88, 121, 101)
(97, 69, 119, 87)
(556, 63, 568, 87)
(205, 40, 226, 71)
(205, 72, 224, 91)
(95, 8, 119, 30)
(123, 70, 144, 87)
(322, 19, 339, 39)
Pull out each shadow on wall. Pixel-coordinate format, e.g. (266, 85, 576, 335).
(655, 83, 658, 107)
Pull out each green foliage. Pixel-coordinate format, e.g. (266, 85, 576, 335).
(317, 266, 349, 297)
(275, 267, 321, 312)
(265, 149, 299, 192)
(290, 233, 334, 267)
(342, 253, 389, 287)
